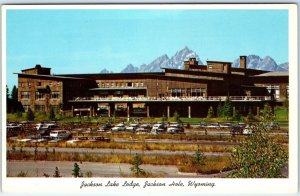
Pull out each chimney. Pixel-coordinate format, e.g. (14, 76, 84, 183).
(240, 56, 247, 69)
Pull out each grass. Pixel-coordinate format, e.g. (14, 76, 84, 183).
(8, 140, 235, 153)
(274, 106, 289, 122)
(7, 150, 232, 175)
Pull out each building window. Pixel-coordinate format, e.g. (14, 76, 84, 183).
(28, 82, 32, 87)
(49, 82, 52, 86)
(37, 82, 41, 86)
(106, 83, 109, 87)
(97, 83, 101, 87)
(34, 105, 45, 112)
(111, 82, 115, 87)
(116, 82, 119, 87)
(136, 82, 139, 87)
(19, 82, 24, 87)
(140, 82, 144, 87)
(56, 81, 60, 86)
(127, 82, 132, 87)
(21, 91, 30, 99)
(51, 91, 60, 99)
(35, 92, 44, 100)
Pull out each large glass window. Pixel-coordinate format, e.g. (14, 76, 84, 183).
(21, 91, 30, 99)
(51, 91, 60, 99)
(35, 92, 44, 100)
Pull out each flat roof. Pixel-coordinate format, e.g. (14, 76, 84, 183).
(15, 73, 92, 80)
(252, 72, 289, 77)
(90, 87, 147, 91)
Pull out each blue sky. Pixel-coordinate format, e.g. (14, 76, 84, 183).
(6, 9, 288, 90)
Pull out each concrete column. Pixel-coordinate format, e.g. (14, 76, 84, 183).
(127, 104, 130, 119)
(146, 105, 150, 118)
(89, 106, 92, 117)
(256, 106, 260, 116)
(167, 105, 170, 118)
(188, 105, 191, 118)
(233, 106, 236, 116)
(71, 106, 74, 117)
(108, 105, 111, 118)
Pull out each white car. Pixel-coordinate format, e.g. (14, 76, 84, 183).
(243, 125, 253, 135)
(50, 130, 71, 139)
(36, 123, 58, 131)
(111, 123, 126, 131)
(151, 123, 166, 134)
(125, 124, 139, 131)
(167, 124, 184, 134)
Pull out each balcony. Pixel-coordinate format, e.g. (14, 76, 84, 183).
(69, 96, 272, 103)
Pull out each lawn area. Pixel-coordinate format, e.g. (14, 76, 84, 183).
(274, 106, 288, 121)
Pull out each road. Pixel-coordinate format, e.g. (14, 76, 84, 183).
(7, 160, 228, 178)
(8, 147, 230, 156)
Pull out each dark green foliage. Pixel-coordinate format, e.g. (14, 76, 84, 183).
(229, 123, 288, 178)
(130, 153, 146, 176)
(162, 114, 167, 123)
(173, 111, 180, 122)
(49, 107, 56, 120)
(193, 145, 205, 174)
(232, 110, 241, 121)
(207, 106, 214, 118)
(53, 167, 61, 177)
(15, 111, 23, 118)
(6, 85, 9, 99)
(222, 97, 233, 119)
(26, 108, 35, 121)
(246, 110, 255, 122)
(72, 163, 81, 178)
(11, 85, 18, 100)
(261, 103, 275, 123)
(217, 101, 223, 117)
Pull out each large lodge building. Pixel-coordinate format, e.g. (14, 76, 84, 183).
(16, 56, 289, 118)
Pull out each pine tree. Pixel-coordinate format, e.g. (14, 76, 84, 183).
(11, 85, 18, 100)
(26, 108, 35, 121)
(72, 163, 81, 178)
(130, 153, 146, 176)
(222, 97, 233, 119)
(49, 107, 55, 120)
(194, 145, 205, 174)
(6, 85, 9, 99)
(53, 167, 61, 177)
(217, 101, 223, 117)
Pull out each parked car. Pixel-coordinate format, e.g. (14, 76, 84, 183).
(230, 125, 243, 135)
(98, 123, 112, 132)
(206, 122, 220, 129)
(111, 123, 126, 131)
(167, 123, 184, 134)
(7, 123, 22, 137)
(266, 122, 280, 130)
(151, 123, 166, 134)
(136, 124, 152, 133)
(89, 136, 111, 142)
(243, 125, 254, 135)
(50, 130, 71, 139)
(36, 122, 58, 131)
(220, 123, 233, 128)
(125, 123, 139, 131)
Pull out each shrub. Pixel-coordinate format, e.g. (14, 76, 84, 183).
(72, 163, 81, 178)
(53, 167, 61, 177)
(26, 108, 35, 121)
(207, 106, 214, 118)
(130, 153, 146, 176)
(229, 123, 288, 178)
(17, 171, 28, 177)
(49, 107, 56, 121)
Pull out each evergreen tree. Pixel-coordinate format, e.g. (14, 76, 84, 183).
(261, 103, 275, 123)
(193, 145, 205, 174)
(26, 108, 35, 121)
(173, 111, 180, 122)
(246, 109, 255, 122)
(207, 106, 214, 118)
(222, 97, 233, 119)
(49, 107, 56, 120)
(232, 110, 242, 122)
(217, 101, 223, 117)
(130, 153, 146, 176)
(53, 167, 61, 177)
(72, 163, 81, 178)
(6, 85, 9, 99)
(11, 85, 18, 100)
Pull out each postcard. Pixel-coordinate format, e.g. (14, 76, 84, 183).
(1, 4, 298, 195)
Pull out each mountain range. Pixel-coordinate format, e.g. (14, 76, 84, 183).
(100, 47, 288, 73)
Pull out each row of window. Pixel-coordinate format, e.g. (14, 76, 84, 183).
(168, 88, 207, 97)
(19, 81, 60, 87)
(97, 82, 144, 88)
(21, 91, 60, 100)
(23, 105, 58, 112)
